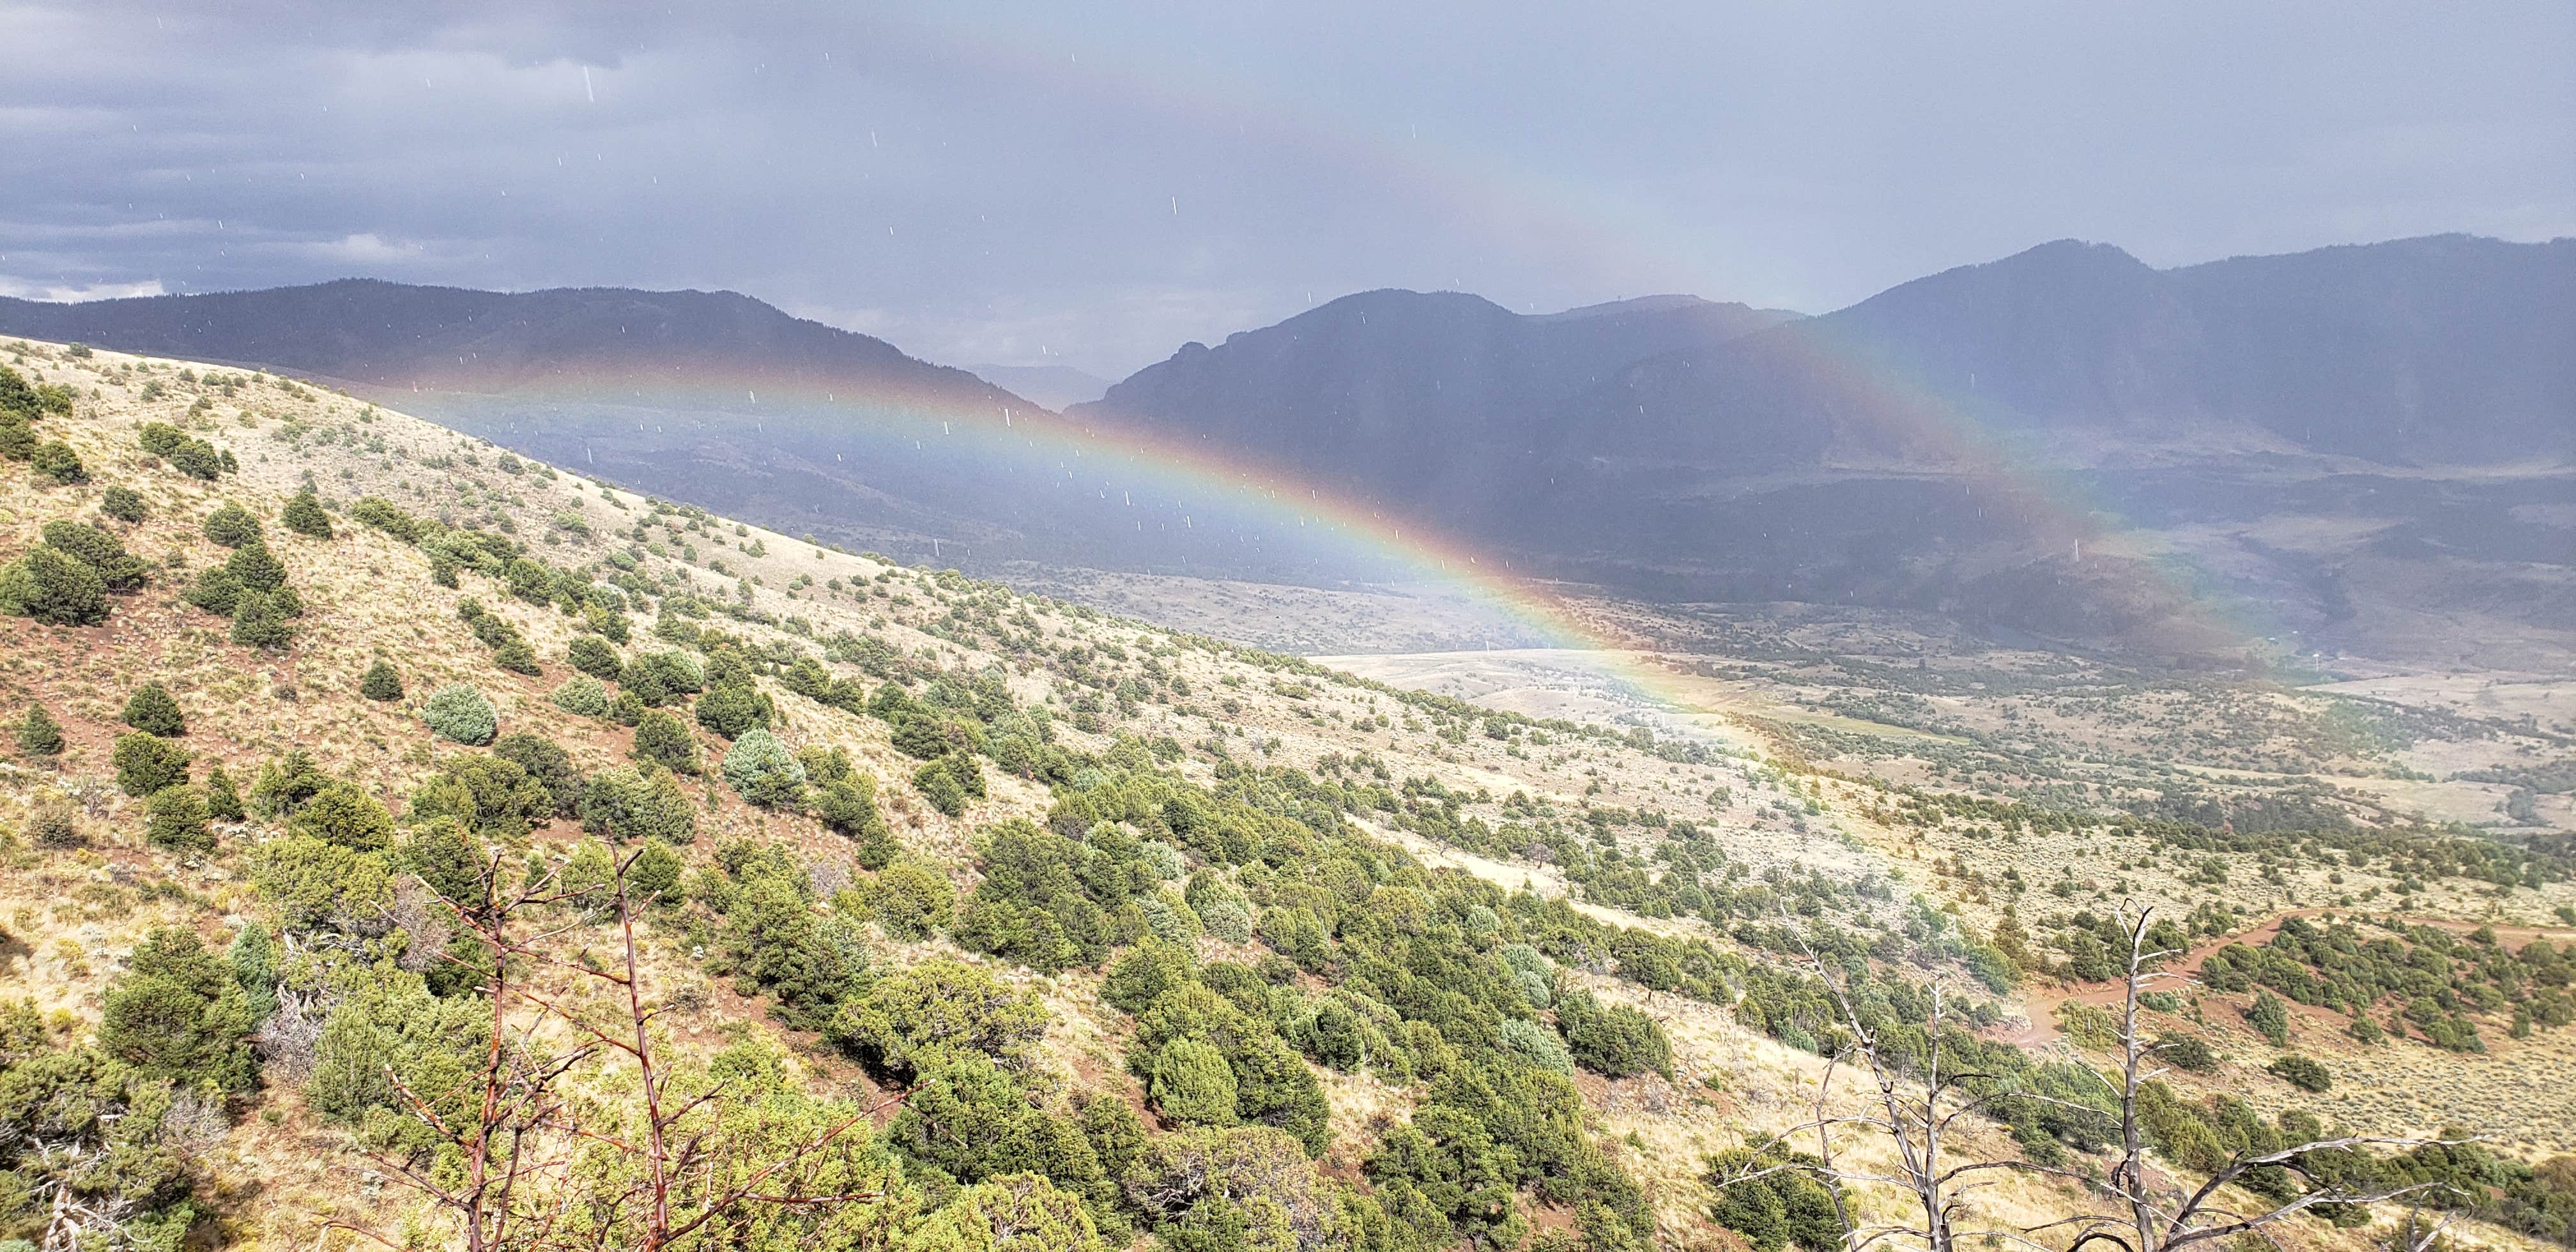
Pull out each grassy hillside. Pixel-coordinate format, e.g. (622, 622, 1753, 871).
(2, 337, 2570, 1251)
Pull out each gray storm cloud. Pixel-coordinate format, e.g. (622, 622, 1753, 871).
(3, 0, 2568, 377)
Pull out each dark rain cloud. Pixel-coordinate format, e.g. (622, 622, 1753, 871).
(3, 1, 2569, 377)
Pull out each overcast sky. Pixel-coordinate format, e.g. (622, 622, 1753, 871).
(4, 2, 2569, 379)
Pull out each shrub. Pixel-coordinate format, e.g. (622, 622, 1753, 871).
(251, 749, 332, 817)
(165, 436, 225, 480)
(348, 496, 422, 542)
(183, 565, 242, 616)
(721, 729, 806, 807)
(98, 929, 257, 1091)
(1554, 990, 1671, 1078)
(98, 485, 148, 523)
(2246, 990, 2291, 1048)
(914, 756, 979, 816)
(1499, 1016, 1576, 1074)
(26, 795, 81, 846)
(112, 731, 191, 797)
(1196, 893, 1253, 944)
(230, 588, 295, 650)
(16, 701, 64, 756)
(204, 765, 245, 821)
(226, 537, 286, 592)
(579, 765, 698, 844)
(137, 420, 187, 457)
(1703, 1148, 1848, 1252)
(491, 732, 583, 816)
(360, 659, 404, 701)
(2266, 1053, 2332, 1093)
(398, 816, 486, 906)
(144, 784, 213, 852)
(203, 501, 262, 547)
(566, 634, 623, 680)
(421, 683, 499, 745)
(41, 521, 148, 590)
(0, 409, 31, 460)
(631, 709, 699, 773)
(121, 682, 186, 736)
(249, 835, 394, 932)
(0, 544, 109, 625)
(281, 488, 333, 538)
(1151, 1039, 1239, 1126)
(812, 770, 889, 844)
(833, 958, 1048, 1083)
(870, 860, 956, 938)
(504, 557, 554, 604)
(1126, 1126, 1339, 1244)
(2155, 1034, 2220, 1072)
(1103, 938, 1197, 1014)
(30, 439, 85, 484)
(629, 650, 703, 698)
(409, 753, 556, 839)
(551, 674, 609, 716)
(694, 682, 770, 738)
(629, 841, 686, 903)
(288, 781, 396, 851)
(492, 638, 542, 675)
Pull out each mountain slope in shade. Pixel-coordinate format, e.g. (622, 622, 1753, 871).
(1071, 289, 1797, 523)
(1561, 234, 2576, 466)
(0, 278, 1029, 412)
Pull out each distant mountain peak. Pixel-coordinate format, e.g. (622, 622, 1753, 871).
(1534, 294, 1717, 321)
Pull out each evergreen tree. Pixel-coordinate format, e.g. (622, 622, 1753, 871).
(204, 764, 245, 821)
(99, 484, 148, 523)
(203, 501, 261, 547)
(40, 520, 148, 590)
(121, 682, 186, 736)
(96, 928, 258, 1092)
(15, 701, 63, 757)
(111, 731, 190, 797)
(145, 785, 213, 852)
(231, 588, 294, 650)
(30, 439, 85, 484)
(281, 487, 334, 538)
(631, 709, 700, 774)
(0, 544, 109, 625)
(360, 659, 404, 701)
(225, 536, 287, 591)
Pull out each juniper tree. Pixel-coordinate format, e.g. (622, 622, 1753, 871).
(121, 682, 186, 736)
(282, 487, 333, 538)
(360, 658, 405, 701)
(15, 701, 63, 756)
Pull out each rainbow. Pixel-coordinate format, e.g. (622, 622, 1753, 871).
(394, 309, 2264, 760)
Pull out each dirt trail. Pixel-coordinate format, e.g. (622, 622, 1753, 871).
(1998, 908, 2576, 1048)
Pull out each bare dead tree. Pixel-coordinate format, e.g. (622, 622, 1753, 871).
(2028, 904, 2462, 1252)
(321, 844, 602, 1252)
(1709, 912, 2029, 1252)
(321, 843, 906, 1252)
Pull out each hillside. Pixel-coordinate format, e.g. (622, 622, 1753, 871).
(1074, 291, 1797, 528)
(3, 337, 2573, 1251)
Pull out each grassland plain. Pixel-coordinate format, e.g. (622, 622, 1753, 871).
(2, 337, 2571, 1251)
